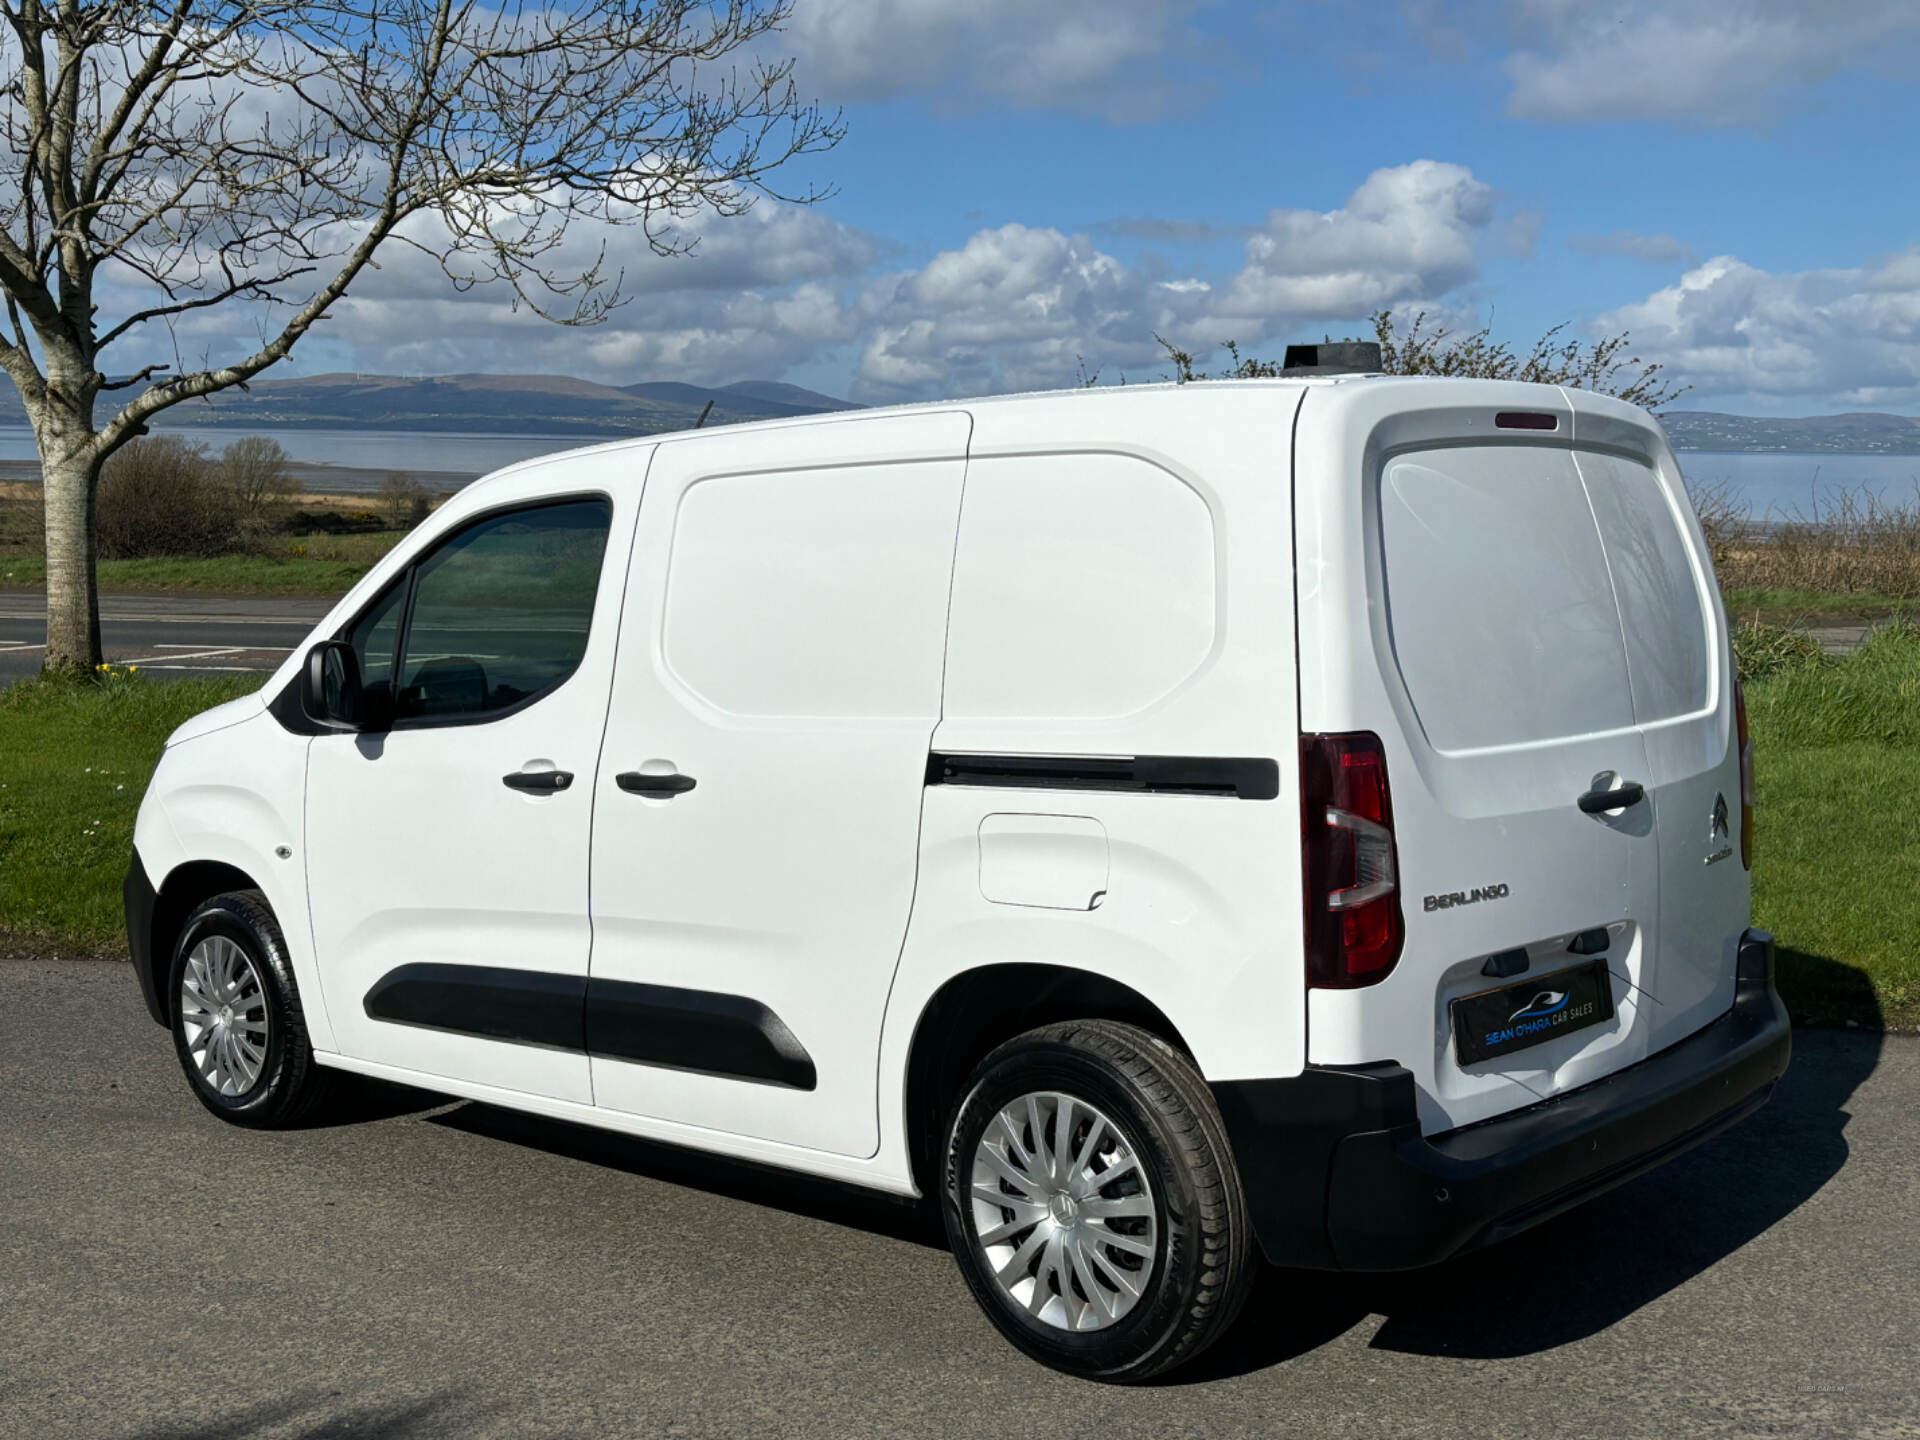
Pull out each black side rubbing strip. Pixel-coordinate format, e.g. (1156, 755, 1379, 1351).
(925, 752, 1279, 801)
(585, 978, 818, 1091)
(361, 964, 817, 1090)
(363, 963, 586, 1051)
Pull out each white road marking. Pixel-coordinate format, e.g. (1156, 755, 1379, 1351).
(135, 664, 273, 673)
(0, 641, 44, 652)
(116, 646, 246, 664)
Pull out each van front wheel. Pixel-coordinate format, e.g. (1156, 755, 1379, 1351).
(940, 1020, 1254, 1382)
(168, 890, 337, 1128)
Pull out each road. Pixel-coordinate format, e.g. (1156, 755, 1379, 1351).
(1, 960, 1914, 1439)
(0, 590, 328, 686)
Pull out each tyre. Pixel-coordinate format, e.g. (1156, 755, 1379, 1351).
(941, 1019, 1255, 1382)
(168, 889, 338, 1128)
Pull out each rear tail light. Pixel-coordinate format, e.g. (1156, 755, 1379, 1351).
(1301, 732, 1405, 987)
(1735, 677, 1754, 870)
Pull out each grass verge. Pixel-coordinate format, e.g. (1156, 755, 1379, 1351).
(1746, 624, 1920, 1029)
(0, 635, 1915, 1031)
(1721, 586, 1920, 624)
(0, 672, 261, 952)
(1, 532, 401, 597)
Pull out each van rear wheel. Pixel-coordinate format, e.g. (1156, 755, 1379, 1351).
(941, 1020, 1254, 1382)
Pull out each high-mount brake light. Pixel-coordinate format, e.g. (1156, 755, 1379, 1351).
(1735, 677, 1754, 870)
(1301, 733, 1405, 987)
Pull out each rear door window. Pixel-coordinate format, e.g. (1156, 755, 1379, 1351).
(1573, 452, 1711, 724)
(1379, 445, 1634, 753)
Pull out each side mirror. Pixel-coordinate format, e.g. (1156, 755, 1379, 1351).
(301, 641, 363, 732)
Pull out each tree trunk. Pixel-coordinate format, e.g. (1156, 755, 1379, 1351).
(39, 441, 103, 675)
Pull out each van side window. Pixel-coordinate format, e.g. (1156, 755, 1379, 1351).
(345, 577, 403, 693)
(392, 498, 612, 723)
(942, 453, 1216, 718)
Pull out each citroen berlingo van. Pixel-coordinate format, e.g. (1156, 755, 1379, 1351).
(125, 358, 1790, 1381)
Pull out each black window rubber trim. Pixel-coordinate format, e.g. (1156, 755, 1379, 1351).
(925, 752, 1279, 800)
(361, 963, 817, 1091)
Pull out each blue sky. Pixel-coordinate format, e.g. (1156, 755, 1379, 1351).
(281, 1, 1920, 415)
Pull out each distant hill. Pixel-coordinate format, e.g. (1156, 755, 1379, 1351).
(1660, 410, 1920, 454)
(3, 377, 1914, 452)
(0, 372, 859, 436)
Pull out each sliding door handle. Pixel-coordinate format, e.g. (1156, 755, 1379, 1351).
(503, 769, 574, 794)
(616, 770, 697, 799)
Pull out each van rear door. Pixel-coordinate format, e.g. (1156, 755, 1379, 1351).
(1295, 384, 1668, 1132)
(1568, 405, 1745, 1049)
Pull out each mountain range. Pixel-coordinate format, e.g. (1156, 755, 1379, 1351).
(1655, 410, 1920, 454)
(1, 375, 1918, 452)
(0, 372, 860, 436)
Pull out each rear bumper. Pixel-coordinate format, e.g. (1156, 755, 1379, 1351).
(1213, 929, 1791, 1271)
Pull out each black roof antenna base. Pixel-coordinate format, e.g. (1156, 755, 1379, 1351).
(1281, 341, 1384, 376)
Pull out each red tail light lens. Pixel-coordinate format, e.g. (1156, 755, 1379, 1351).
(1301, 732, 1405, 987)
(1735, 677, 1754, 870)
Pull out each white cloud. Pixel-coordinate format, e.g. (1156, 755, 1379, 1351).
(1569, 230, 1700, 266)
(1218, 161, 1493, 320)
(98, 160, 1509, 402)
(783, 0, 1215, 115)
(1499, 0, 1920, 126)
(853, 162, 1503, 397)
(1599, 250, 1920, 408)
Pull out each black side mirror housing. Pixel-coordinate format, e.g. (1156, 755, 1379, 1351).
(301, 641, 364, 732)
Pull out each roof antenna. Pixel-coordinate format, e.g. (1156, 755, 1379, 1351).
(695, 399, 714, 429)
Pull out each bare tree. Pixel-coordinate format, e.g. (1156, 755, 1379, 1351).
(0, 1, 840, 671)
(376, 470, 425, 529)
(216, 436, 297, 519)
(1151, 313, 1687, 411)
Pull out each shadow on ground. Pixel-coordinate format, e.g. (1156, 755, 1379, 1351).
(428, 1101, 945, 1250)
(1176, 960, 1883, 1383)
(122, 1390, 462, 1440)
(364, 954, 1882, 1385)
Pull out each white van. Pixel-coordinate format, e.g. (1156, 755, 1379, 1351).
(125, 365, 1790, 1381)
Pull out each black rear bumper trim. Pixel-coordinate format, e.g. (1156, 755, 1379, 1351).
(1214, 928, 1791, 1270)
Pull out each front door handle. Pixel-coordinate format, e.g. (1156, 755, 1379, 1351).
(616, 770, 697, 799)
(503, 769, 574, 794)
(1578, 779, 1645, 814)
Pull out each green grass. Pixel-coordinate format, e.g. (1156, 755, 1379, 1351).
(1, 632, 1916, 1030)
(0, 530, 404, 597)
(1722, 586, 1920, 620)
(0, 672, 262, 951)
(1745, 623, 1920, 1029)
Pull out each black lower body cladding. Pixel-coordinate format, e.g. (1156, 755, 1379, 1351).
(1212, 930, 1792, 1271)
(123, 851, 166, 1027)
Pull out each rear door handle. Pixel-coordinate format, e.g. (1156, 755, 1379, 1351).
(1578, 779, 1645, 814)
(503, 769, 573, 794)
(616, 771, 697, 799)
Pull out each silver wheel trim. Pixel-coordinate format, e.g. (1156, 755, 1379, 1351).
(968, 1090, 1159, 1333)
(179, 935, 270, 1098)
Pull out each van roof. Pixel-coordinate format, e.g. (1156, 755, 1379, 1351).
(465, 371, 1580, 492)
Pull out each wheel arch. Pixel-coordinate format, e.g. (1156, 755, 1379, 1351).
(142, 860, 264, 1023)
(901, 962, 1194, 1200)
